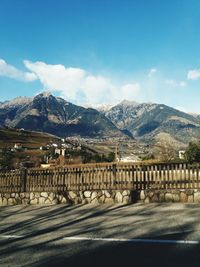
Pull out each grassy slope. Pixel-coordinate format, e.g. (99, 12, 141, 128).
(0, 128, 60, 149)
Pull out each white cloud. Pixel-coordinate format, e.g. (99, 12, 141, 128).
(120, 83, 140, 99)
(187, 69, 200, 80)
(24, 60, 85, 100)
(24, 60, 140, 104)
(148, 68, 157, 77)
(0, 59, 37, 82)
(165, 79, 187, 87)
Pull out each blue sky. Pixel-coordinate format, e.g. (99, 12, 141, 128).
(1, 0, 200, 112)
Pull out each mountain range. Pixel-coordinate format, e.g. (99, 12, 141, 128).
(0, 93, 124, 138)
(103, 100, 200, 147)
(0, 93, 199, 149)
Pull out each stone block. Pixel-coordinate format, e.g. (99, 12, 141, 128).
(115, 192, 123, 203)
(2, 198, 7, 205)
(123, 196, 130, 203)
(104, 190, 111, 198)
(122, 190, 129, 196)
(194, 192, 200, 203)
(186, 189, 194, 196)
(171, 190, 180, 194)
(152, 194, 159, 202)
(41, 192, 48, 198)
(165, 193, 173, 202)
(68, 191, 77, 199)
(22, 199, 29, 205)
(91, 191, 98, 200)
(82, 199, 87, 204)
(11, 193, 16, 198)
(52, 199, 58, 205)
(45, 198, 52, 204)
(144, 197, 150, 204)
(25, 192, 30, 199)
(74, 197, 81, 204)
(172, 194, 180, 202)
(104, 198, 114, 204)
(58, 195, 63, 202)
(0, 197, 3, 205)
(180, 192, 188, 203)
(97, 191, 103, 197)
(4, 193, 10, 198)
(30, 192, 34, 200)
(79, 191, 84, 200)
(49, 192, 55, 200)
(34, 192, 40, 198)
(91, 198, 99, 204)
(20, 193, 25, 198)
(84, 191, 91, 198)
(30, 198, 38, 205)
(140, 190, 145, 200)
(98, 195, 105, 204)
(38, 197, 46, 204)
(188, 195, 194, 203)
(84, 198, 91, 204)
(61, 197, 67, 204)
(8, 198, 16, 205)
(158, 192, 165, 202)
(149, 191, 154, 199)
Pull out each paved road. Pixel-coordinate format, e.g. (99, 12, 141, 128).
(0, 203, 200, 267)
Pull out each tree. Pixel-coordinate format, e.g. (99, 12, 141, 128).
(185, 141, 200, 163)
(107, 152, 115, 162)
(0, 148, 13, 170)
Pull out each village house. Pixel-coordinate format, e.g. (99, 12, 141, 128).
(179, 150, 186, 160)
(13, 143, 23, 151)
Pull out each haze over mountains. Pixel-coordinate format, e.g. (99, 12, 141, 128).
(0, 92, 199, 149)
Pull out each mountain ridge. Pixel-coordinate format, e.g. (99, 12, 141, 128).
(103, 101, 200, 148)
(0, 93, 126, 139)
(1, 93, 199, 149)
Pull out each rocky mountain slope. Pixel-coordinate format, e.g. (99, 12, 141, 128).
(103, 100, 200, 148)
(1, 94, 199, 149)
(0, 93, 125, 138)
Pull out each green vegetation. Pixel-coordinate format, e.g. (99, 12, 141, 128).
(185, 141, 200, 163)
(141, 153, 155, 161)
(67, 150, 115, 164)
(0, 148, 13, 170)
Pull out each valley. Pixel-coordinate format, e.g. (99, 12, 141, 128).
(0, 92, 199, 169)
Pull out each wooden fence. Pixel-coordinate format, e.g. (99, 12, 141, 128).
(1, 162, 200, 193)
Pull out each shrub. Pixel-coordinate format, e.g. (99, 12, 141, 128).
(185, 141, 200, 163)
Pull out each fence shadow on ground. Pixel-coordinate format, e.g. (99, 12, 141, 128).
(0, 203, 200, 267)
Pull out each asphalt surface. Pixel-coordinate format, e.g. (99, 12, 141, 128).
(0, 203, 200, 267)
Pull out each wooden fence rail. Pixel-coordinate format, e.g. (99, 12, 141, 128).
(0, 163, 200, 193)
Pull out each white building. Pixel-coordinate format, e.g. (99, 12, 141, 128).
(117, 155, 140, 163)
(55, 148, 66, 156)
(179, 150, 185, 160)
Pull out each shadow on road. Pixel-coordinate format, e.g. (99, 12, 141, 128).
(0, 203, 200, 267)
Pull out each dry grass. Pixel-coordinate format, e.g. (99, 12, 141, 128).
(0, 128, 59, 149)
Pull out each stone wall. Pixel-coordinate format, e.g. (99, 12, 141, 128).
(0, 190, 132, 206)
(1, 189, 200, 206)
(139, 189, 200, 203)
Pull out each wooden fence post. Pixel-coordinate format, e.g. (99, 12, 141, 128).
(20, 168, 27, 192)
(113, 164, 117, 189)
